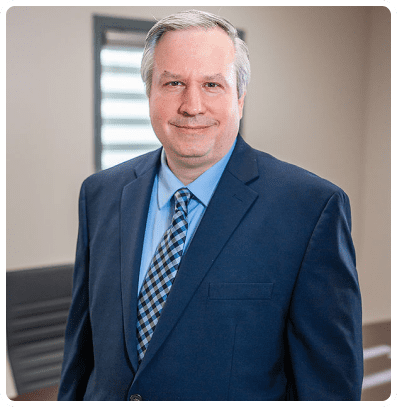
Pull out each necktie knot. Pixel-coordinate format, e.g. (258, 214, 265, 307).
(174, 188, 191, 216)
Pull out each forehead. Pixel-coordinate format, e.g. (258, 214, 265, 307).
(153, 27, 236, 75)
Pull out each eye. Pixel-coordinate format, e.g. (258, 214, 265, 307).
(166, 81, 183, 87)
(205, 82, 219, 88)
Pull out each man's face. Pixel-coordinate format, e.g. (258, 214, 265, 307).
(149, 27, 245, 174)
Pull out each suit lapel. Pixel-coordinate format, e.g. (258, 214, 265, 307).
(120, 150, 161, 373)
(136, 136, 259, 373)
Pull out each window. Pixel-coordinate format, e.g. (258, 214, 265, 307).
(94, 15, 246, 171)
(94, 15, 159, 171)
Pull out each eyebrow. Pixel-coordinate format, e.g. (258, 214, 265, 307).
(202, 73, 227, 83)
(159, 71, 228, 84)
(159, 71, 183, 81)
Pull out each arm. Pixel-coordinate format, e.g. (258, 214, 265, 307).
(286, 191, 363, 400)
(58, 182, 94, 400)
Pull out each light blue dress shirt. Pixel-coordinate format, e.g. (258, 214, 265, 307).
(137, 139, 237, 294)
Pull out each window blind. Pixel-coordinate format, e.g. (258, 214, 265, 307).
(99, 29, 161, 170)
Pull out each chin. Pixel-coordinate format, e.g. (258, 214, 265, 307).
(171, 139, 213, 157)
(171, 145, 213, 164)
(177, 149, 211, 160)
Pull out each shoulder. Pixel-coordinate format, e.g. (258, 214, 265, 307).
(81, 148, 161, 193)
(241, 143, 353, 231)
(256, 148, 342, 193)
(232, 135, 344, 196)
(244, 143, 349, 211)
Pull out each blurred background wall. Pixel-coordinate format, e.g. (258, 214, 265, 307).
(6, 5, 391, 399)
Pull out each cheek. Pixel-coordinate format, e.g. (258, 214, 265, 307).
(216, 100, 240, 125)
(150, 98, 167, 127)
(149, 97, 161, 117)
(150, 96, 178, 123)
(208, 98, 232, 119)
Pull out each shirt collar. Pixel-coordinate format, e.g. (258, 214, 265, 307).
(157, 138, 237, 210)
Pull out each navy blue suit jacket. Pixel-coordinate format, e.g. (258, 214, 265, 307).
(58, 136, 363, 400)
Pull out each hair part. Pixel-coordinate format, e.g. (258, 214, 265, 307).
(141, 9, 250, 99)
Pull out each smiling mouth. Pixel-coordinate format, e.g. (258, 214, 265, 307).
(170, 124, 214, 130)
(172, 124, 209, 128)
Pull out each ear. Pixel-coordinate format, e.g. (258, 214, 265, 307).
(238, 92, 246, 119)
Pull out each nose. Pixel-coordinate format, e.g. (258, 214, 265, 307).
(179, 85, 205, 117)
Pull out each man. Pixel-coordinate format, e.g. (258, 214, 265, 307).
(58, 10, 363, 401)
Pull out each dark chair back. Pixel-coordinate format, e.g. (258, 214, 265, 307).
(6, 264, 73, 395)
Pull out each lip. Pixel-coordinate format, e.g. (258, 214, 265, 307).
(171, 124, 212, 130)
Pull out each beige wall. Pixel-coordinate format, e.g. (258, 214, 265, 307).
(6, 6, 390, 324)
(358, 7, 391, 324)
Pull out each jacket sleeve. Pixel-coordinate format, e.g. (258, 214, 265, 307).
(58, 182, 94, 400)
(286, 191, 363, 400)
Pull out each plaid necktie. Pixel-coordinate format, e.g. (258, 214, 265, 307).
(137, 188, 192, 362)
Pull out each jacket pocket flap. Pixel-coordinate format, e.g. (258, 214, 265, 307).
(209, 283, 274, 300)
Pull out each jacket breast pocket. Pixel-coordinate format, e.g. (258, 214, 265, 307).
(208, 282, 274, 300)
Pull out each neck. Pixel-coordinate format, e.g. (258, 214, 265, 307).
(165, 156, 215, 185)
(162, 138, 237, 185)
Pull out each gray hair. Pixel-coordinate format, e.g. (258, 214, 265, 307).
(141, 9, 250, 99)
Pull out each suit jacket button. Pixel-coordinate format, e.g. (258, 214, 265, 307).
(130, 394, 143, 401)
